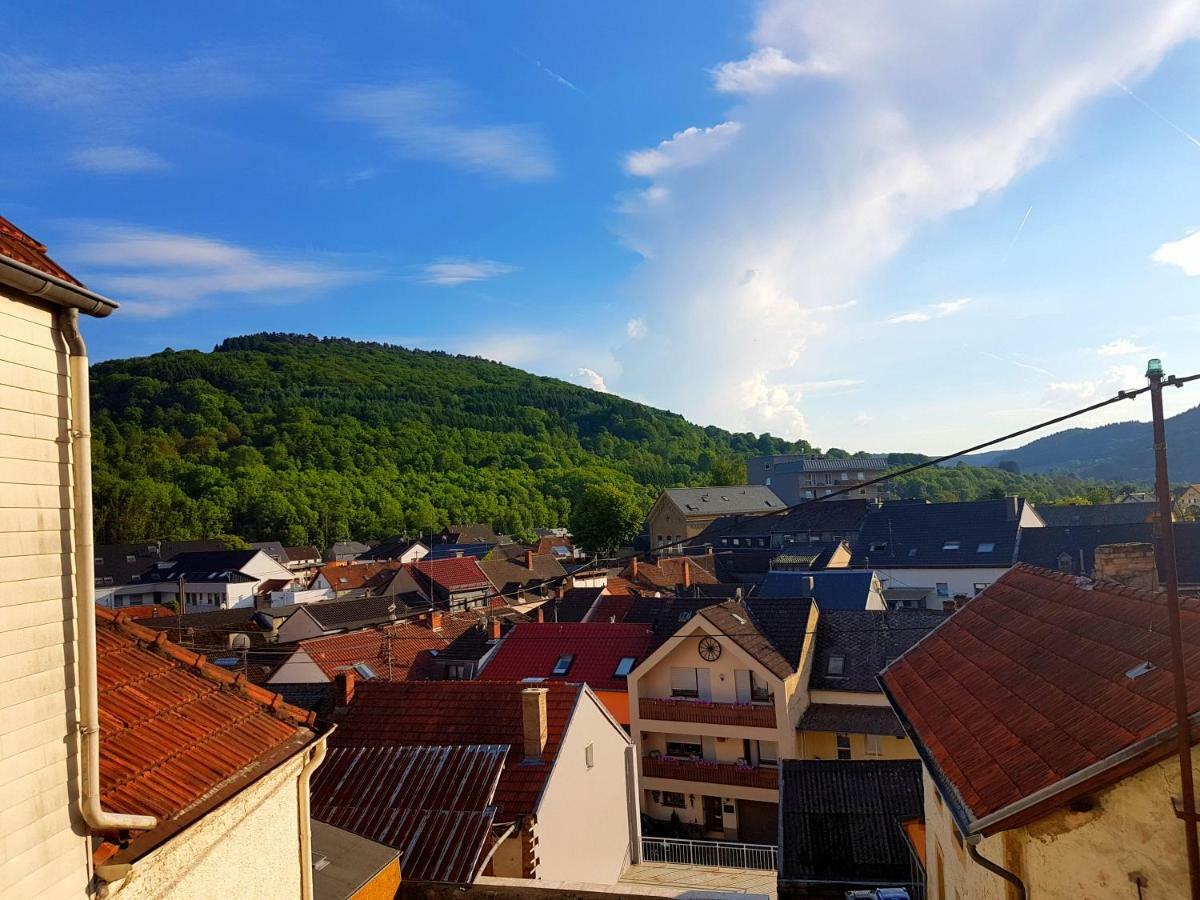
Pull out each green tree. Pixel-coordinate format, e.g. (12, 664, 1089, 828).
(708, 457, 747, 485)
(569, 483, 644, 553)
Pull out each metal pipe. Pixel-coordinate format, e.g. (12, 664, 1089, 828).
(967, 839, 1026, 900)
(1148, 358, 1200, 900)
(297, 733, 329, 900)
(60, 308, 157, 834)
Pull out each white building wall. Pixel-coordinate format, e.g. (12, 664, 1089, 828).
(0, 292, 92, 899)
(874, 566, 1011, 608)
(533, 693, 636, 884)
(267, 649, 329, 684)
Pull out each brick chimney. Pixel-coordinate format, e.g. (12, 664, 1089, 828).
(941, 599, 957, 613)
(535, 606, 544, 623)
(1093, 543, 1159, 592)
(489, 617, 502, 641)
(682, 558, 691, 589)
(428, 610, 444, 631)
(521, 687, 549, 761)
(522, 549, 533, 571)
(336, 670, 356, 707)
(630, 557, 639, 580)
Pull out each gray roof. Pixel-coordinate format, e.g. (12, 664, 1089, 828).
(797, 703, 905, 736)
(665, 485, 784, 516)
(810, 608, 948, 692)
(311, 820, 398, 900)
(1035, 501, 1157, 527)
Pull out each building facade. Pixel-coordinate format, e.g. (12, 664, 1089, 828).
(747, 454, 891, 505)
(646, 486, 785, 552)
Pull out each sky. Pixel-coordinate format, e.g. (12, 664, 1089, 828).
(5, 0, 1200, 455)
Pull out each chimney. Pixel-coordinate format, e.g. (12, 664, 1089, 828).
(489, 618, 502, 641)
(521, 687, 549, 761)
(336, 670, 356, 708)
(1093, 542, 1159, 592)
(800, 574, 815, 597)
(526, 550, 535, 571)
(535, 606, 544, 623)
(1005, 494, 1019, 521)
(682, 559, 692, 589)
(429, 610, 444, 631)
(631, 557, 639, 580)
(941, 599, 957, 613)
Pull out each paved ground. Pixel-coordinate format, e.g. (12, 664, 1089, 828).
(618, 862, 776, 898)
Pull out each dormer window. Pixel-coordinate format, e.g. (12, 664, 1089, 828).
(977, 542, 995, 553)
(552, 654, 574, 676)
(943, 541, 960, 551)
(826, 655, 846, 676)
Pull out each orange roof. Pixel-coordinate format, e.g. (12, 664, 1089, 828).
(621, 556, 719, 591)
(298, 612, 479, 681)
(413, 556, 493, 591)
(112, 604, 176, 620)
(0, 215, 83, 285)
(95, 607, 317, 858)
(314, 561, 404, 592)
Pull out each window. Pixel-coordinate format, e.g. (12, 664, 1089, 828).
(942, 541, 960, 551)
(857, 471, 865, 480)
(757, 741, 779, 767)
(614, 656, 637, 677)
(670, 667, 700, 698)
(445, 664, 468, 680)
(765, 476, 771, 486)
(836, 733, 852, 760)
(977, 542, 995, 553)
(661, 791, 687, 809)
(677, 611, 693, 623)
(840, 471, 849, 481)
(585, 743, 594, 769)
(826, 655, 846, 676)
(551, 654, 574, 676)
(1057, 552, 1073, 573)
(936, 582, 950, 598)
(125, 554, 137, 563)
(352, 662, 377, 679)
(973, 583, 990, 595)
(750, 670, 773, 702)
(865, 734, 883, 757)
(666, 737, 703, 759)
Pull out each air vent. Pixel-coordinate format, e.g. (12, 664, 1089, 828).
(1125, 661, 1156, 680)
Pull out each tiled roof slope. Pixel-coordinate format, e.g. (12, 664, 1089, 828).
(414, 556, 493, 591)
(95, 607, 316, 846)
(620, 556, 719, 591)
(479, 622, 654, 691)
(759, 570, 877, 609)
(665, 485, 784, 516)
(330, 681, 582, 817)
(851, 498, 1027, 567)
(695, 500, 873, 543)
(779, 760, 923, 887)
(297, 613, 478, 681)
(545, 587, 603, 622)
(797, 703, 905, 736)
(1015, 523, 1153, 575)
(699, 598, 814, 679)
(624, 596, 722, 647)
(881, 564, 1200, 832)
(479, 548, 567, 595)
(312, 744, 506, 884)
(1036, 501, 1157, 527)
(810, 609, 947, 692)
(0, 215, 83, 284)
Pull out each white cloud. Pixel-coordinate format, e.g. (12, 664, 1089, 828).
(1096, 337, 1149, 356)
(611, 0, 1199, 441)
(710, 47, 831, 93)
(1152, 229, 1200, 275)
(68, 225, 356, 318)
(792, 378, 865, 392)
(1048, 364, 1144, 402)
(624, 122, 742, 177)
(331, 80, 555, 181)
(418, 258, 519, 286)
(572, 367, 609, 392)
(626, 318, 648, 339)
(887, 297, 971, 324)
(69, 145, 171, 174)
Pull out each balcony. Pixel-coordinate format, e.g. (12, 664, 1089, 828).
(639, 697, 776, 729)
(642, 755, 779, 791)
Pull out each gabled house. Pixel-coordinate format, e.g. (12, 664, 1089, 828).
(647, 486, 785, 552)
(412, 556, 495, 610)
(110, 548, 296, 612)
(93, 539, 229, 597)
(617, 554, 721, 596)
(435, 523, 506, 545)
(329, 681, 639, 884)
(309, 561, 422, 600)
(479, 622, 655, 724)
(881, 564, 1200, 899)
(283, 545, 322, 570)
(694, 499, 874, 552)
(325, 540, 369, 562)
(275, 593, 427, 644)
(353, 536, 429, 564)
(758, 569, 887, 610)
(1179, 484, 1200, 517)
(478, 545, 568, 603)
(851, 497, 1043, 607)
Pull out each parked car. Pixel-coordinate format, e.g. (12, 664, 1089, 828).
(846, 890, 910, 900)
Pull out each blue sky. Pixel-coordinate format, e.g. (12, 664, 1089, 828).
(5, 1, 1200, 454)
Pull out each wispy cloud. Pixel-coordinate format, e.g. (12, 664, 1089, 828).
(1048, 364, 1143, 401)
(886, 297, 972, 325)
(572, 367, 609, 392)
(1112, 78, 1200, 152)
(69, 224, 357, 318)
(1096, 337, 1149, 357)
(535, 60, 579, 92)
(626, 318, 648, 339)
(417, 258, 519, 287)
(1152, 229, 1200, 276)
(330, 79, 556, 181)
(710, 47, 832, 93)
(69, 145, 171, 174)
(624, 122, 742, 177)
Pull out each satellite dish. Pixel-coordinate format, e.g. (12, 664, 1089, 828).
(228, 633, 252, 651)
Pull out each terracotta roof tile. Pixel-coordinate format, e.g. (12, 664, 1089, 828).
(479, 622, 653, 691)
(620, 556, 719, 591)
(297, 613, 479, 681)
(0, 215, 83, 285)
(882, 564, 1200, 830)
(413, 556, 494, 592)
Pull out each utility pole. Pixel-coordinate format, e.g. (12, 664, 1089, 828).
(1147, 357, 1200, 900)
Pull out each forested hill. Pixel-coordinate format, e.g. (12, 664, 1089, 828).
(89, 332, 1120, 547)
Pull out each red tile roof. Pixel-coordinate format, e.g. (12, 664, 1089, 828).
(314, 561, 404, 592)
(297, 613, 479, 682)
(588, 593, 637, 623)
(330, 681, 584, 817)
(0, 215, 83, 285)
(882, 564, 1200, 833)
(479, 622, 654, 692)
(619, 556, 720, 591)
(95, 607, 317, 850)
(312, 744, 506, 884)
(414, 556, 493, 592)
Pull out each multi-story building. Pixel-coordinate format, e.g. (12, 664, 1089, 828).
(646, 486, 785, 552)
(108, 548, 296, 611)
(627, 597, 942, 844)
(747, 453, 891, 505)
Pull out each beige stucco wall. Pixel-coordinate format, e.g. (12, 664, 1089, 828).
(798, 729, 916, 761)
(533, 693, 635, 884)
(926, 746, 1200, 900)
(0, 292, 92, 900)
(106, 747, 313, 900)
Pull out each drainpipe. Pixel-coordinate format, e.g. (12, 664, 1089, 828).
(967, 837, 1026, 900)
(61, 309, 157, 834)
(297, 733, 329, 900)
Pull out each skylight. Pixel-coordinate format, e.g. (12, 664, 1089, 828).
(826, 655, 846, 676)
(352, 662, 377, 679)
(977, 542, 995, 553)
(1125, 661, 1156, 680)
(614, 657, 637, 677)
(943, 541, 961, 551)
(551, 654, 574, 676)
(677, 612, 692, 622)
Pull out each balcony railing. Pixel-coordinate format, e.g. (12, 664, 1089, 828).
(641, 836, 777, 871)
(642, 755, 779, 790)
(639, 697, 776, 729)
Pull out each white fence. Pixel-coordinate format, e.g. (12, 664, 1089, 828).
(640, 837, 777, 871)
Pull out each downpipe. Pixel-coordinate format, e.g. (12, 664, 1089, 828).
(297, 734, 328, 900)
(967, 837, 1026, 900)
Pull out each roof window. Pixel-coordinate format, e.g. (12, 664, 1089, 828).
(551, 654, 574, 676)
(678, 611, 693, 622)
(352, 662, 377, 680)
(614, 657, 637, 677)
(942, 541, 961, 551)
(977, 542, 995, 553)
(869, 542, 888, 553)
(1125, 661, 1156, 680)
(826, 654, 846, 676)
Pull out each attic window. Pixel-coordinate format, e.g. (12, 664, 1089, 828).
(686, 504, 699, 512)
(339, 577, 348, 583)
(908, 548, 918, 557)
(552, 654, 574, 676)
(869, 542, 888, 553)
(352, 663, 377, 680)
(977, 542, 995, 553)
(1125, 661, 1156, 680)
(943, 541, 960, 551)
(677, 612, 693, 622)
(826, 655, 846, 676)
(614, 657, 637, 677)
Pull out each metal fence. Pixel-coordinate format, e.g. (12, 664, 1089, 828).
(640, 836, 778, 871)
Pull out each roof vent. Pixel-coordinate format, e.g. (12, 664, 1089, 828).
(1125, 661, 1156, 680)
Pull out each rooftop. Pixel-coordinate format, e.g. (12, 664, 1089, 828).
(413, 556, 494, 592)
(664, 485, 784, 516)
(310, 821, 399, 900)
(882, 564, 1200, 834)
(851, 497, 1029, 568)
(293, 613, 479, 682)
(698, 597, 815, 679)
(479, 622, 654, 691)
(797, 703, 905, 736)
(478, 547, 567, 596)
(810, 608, 947, 693)
(1035, 501, 1158, 527)
(0, 214, 83, 284)
(758, 569, 879, 609)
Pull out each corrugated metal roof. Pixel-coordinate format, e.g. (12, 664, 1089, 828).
(312, 744, 505, 884)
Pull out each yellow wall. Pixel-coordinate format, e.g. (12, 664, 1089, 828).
(349, 857, 401, 900)
(926, 746, 1200, 900)
(799, 730, 917, 761)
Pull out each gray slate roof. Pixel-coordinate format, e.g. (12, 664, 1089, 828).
(850, 498, 1027, 568)
(810, 608, 948, 693)
(759, 570, 878, 610)
(797, 703, 905, 736)
(1035, 501, 1157, 527)
(699, 597, 814, 679)
(665, 485, 784, 516)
